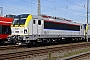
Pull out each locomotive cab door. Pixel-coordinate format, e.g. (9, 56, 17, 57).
(32, 19, 43, 35)
(80, 25, 84, 36)
(37, 20, 43, 35)
(32, 19, 38, 35)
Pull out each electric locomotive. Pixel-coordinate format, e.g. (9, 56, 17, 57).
(8, 14, 85, 45)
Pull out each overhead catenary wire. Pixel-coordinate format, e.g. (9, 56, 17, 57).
(41, 0, 86, 16)
(1, 0, 86, 18)
(21, 0, 85, 17)
(52, 0, 86, 16)
(43, 0, 86, 11)
(54, 0, 86, 14)
(3, 5, 37, 14)
(65, 0, 86, 8)
(1, 0, 37, 15)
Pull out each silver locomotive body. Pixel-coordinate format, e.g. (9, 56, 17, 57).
(8, 14, 86, 44)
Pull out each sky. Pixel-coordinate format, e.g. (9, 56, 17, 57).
(0, 0, 90, 24)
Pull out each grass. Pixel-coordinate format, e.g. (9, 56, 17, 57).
(44, 48, 90, 60)
(60, 48, 90, 58)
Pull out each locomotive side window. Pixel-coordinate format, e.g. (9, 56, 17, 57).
(2, 26, 11, 34)
(38, 20, 41, 25)
(0, 25, 2, 34)
(33, 20, 35, 24)
(0, 25, 11, 34)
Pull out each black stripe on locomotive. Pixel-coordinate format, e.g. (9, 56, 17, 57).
(44, 20, 80, 31)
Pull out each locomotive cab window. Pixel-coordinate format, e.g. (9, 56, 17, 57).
(38, 20, 41, 25)
(33, 20, 35, 24)
(81, 26, 82, 29)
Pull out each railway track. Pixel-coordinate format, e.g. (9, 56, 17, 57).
(0, 45, 26, 51)
(0, 42, 90, 60)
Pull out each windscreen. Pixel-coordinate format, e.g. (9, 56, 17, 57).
(12, 14, 29, 25)
(12, 15, 20, 25)
(12, 18, 19, 25)
(19, 18, 26, 25)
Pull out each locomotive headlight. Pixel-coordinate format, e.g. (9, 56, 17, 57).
(24, 29, 27, 34)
